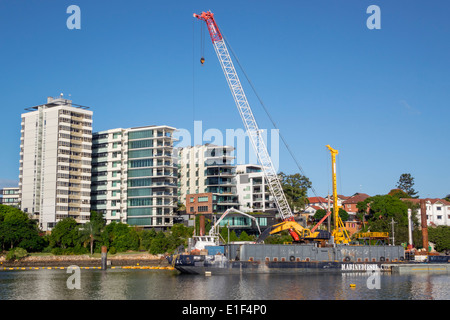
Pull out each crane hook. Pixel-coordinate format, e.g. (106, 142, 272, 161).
(200, 57, 205, 65)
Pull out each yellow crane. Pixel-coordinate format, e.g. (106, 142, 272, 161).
(326, 145, 351, 244)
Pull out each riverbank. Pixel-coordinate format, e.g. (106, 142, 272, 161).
(0, 252, 169, 268)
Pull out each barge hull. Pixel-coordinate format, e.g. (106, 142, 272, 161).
(172, 244, 406, 274)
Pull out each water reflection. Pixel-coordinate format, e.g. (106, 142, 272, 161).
(0, 270, 448, 300)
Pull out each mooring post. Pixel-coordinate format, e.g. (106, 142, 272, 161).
(101, 246, 108, 270)
(420, 199, 429, 253)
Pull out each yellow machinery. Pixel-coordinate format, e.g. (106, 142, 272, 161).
(326, 145, 351, 244)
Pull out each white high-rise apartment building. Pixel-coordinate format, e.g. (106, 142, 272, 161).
(177, 144, 239, 212)
(19, 96, 93, 231)
(91, 125, 177, 230)
(235, 164, 276, 213)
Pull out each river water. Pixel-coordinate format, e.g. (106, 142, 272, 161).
(0, 269, 449, 300)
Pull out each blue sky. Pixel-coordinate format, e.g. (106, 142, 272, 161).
(0, 0, 449, 199)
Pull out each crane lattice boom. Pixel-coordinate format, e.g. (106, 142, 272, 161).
(193, 11, 293, 222)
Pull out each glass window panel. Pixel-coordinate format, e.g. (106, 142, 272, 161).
(128, 159, 153, 168)
(128, 149, 152, 159)
(128, 130, 153, 140)
(128, 168, 153, 178)
(129, 139, 153, 149)
(127, 188, 152, 197)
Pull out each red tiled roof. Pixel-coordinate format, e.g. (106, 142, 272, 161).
(342, 193, 370, 204)
(308, 197, 328, 204)
(401, 198, 450, 206)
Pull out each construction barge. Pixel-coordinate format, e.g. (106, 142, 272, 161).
(169, 241, 409, 275)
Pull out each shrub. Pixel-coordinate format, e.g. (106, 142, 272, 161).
(108, 247, 117, 255)
(6, 248, 29, 261)
(51, 247, 64, 255)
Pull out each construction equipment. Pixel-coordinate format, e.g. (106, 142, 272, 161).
(209, 207, 262, 238)
(326, 145, 350, 244)
(193, 11, 329, 244)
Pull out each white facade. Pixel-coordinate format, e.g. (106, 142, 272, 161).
(177, 144, 238, 212)
(235, 164, 276, 213)
(408, 199, 450, 227)
(91, 128, 128, 223)
(91, 125, 177, 229)
(19, 96, 92, 230)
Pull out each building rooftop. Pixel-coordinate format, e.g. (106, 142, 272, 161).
(25, 95, 90, 111)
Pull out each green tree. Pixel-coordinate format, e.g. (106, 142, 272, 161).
(278, 172, 312, 212)
(264, 231, 293, 244)
(139, 229, 157, 250)
(149, 231, 170, 254)
(49, 218, 80, 249)
(0, 204, 45, 251)
(396, 173, 418, 198)
(238, 231, 253, 241)
(313, 209, 328, 221)
(313, 208, 348, 222)
(79, 221, 102, 255)
(219, 226, 239, 243)
(170, 223, 193, 239)
(388, 188, 410, 199)
(89, 211, 106, 229)
(428, 226, 450, 253)
(357, 195, 413, 244)
(109, 223, 139, 252)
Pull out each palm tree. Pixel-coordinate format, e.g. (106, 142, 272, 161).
(79, 221, 102, 255)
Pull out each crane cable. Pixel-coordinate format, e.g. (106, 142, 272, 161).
(221, 31, 327, 209)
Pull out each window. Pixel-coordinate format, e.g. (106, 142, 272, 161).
(128, 149, 152, 159)
(128, 207, 153, 216)
(198, 196, 209, 202)
(128, 178, 152, 187)
(257, 217, 267, 226)
(128, 188, 152, 197)
(128, 168, 152, 178)
(437, 207, 442, 211)
(437, 215, 442, 220)
(128, 130, 153, 140)
(129, 139, 153, 149)
(128, 159, 153, 168)
(127, 217, 153, 226)
(128, 198, 152, 207)
(198, 206, 209, 212)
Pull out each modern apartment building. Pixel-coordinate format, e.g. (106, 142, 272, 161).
(0, 187, 20, 207)
(19, 96, 93, 231)
(235, 164, 276, 213)
(91, 125, 177, 230)
(177, 144, 239, 213)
